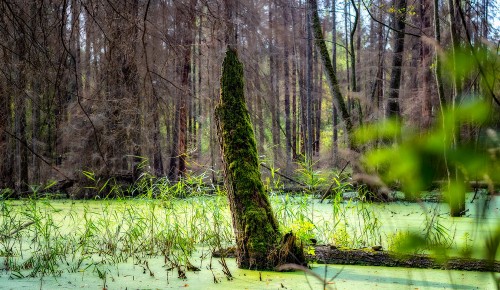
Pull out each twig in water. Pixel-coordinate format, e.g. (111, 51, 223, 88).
(320, 162, 350, 203)
(276, 264, 336, 290)
(0, 221, 35, 240)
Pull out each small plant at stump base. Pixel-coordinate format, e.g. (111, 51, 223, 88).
(215, 47, 305, 270)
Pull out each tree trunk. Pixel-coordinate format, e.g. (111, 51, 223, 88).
(434, 0, 445, 110)
(349, 0, 359, 93)
(196, 15, 203, 160)
(290, 1, 299, 160)
(344, 1, 351, 99)
(269, 0, 281, 163)
(309, 0, 353, 146)
(215, 48, 305, 270)
(0, 59, 13, 189)
(369, 7, 386, 125)
(331, 0, 339, 166)
(168, 97, 180, 180)
(14, 14, 29, 196)
(315, 51, 322, 155)
(305, 0, 314, 163)
(420, 0, 433, 129)
(386, 0, 407, 120)
(283, 3, 292, 173)
(169, 0, 196, 181)
(446, 0, 465, 217)
(152, 110, 164, 176)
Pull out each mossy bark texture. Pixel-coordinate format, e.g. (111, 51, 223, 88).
(215, 48, 304, 270)
(308, 0, 353, 138)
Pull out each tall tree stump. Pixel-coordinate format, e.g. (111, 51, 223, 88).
(215, 48, 305, 270)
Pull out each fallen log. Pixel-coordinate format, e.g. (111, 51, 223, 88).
(213, 245, 500, 272)
(310, 245, 500, 272)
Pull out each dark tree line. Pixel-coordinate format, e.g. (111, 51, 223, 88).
(0, 0, 498, 196)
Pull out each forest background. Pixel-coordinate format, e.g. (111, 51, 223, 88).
(0, 0, 499, 197)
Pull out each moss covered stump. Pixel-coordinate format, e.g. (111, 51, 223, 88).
(215, 47, 305, 270)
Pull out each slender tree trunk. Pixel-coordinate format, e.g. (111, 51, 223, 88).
(30, 2, 42, 184)
(152, 110, 164, 176)
(147, 15, 164, 176)
(344, 1, 350, 96)
(291, 41, 298, 161)
(309, 0, 353, 147)
(31, 81, 41, 185)
(269, 0, 281, 163)
(178, 60, 189, 176)
(290, 0, 300, 160)
(434, 0, 446, 109)
(349, 0, 359, 93)
(169, 0, 196, 180)
(0, 49, 13, 189)
(197, 14, 203, 160)
(15, 101, 28, 196)
(447, 0, 462, 103)
(386, 0, 407, 120)
(256, 88, 266, 154)
(168, 95, 180, 180)
(370, 8, 386, 124)
(447, 0, 465, 217)
(207, 53, 218, 183)
(305, 0, 314, 163)
(14, 39, 29, 196)
(331, 0, 339, 166)
(190, 35, 196, 154)
(420, 0, 433, 129)
(315, 55, 322, 156)
(283, 3, 292, 173)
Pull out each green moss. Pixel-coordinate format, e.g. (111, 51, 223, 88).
(310, 1, 352, 134)
(215, 48, 279, 269)
(216, 48, 304, 270)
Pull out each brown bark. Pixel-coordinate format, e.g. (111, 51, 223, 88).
(305, 0, 314, 162)
(283, 3, 292, 172)
(331, 0, 339, 167)
(420, 0, 433, 129)
(349, 0, 359, 93)
(386, 0, 407, 120)
(269, 0, 281, 163)
(0, 56, 13, 189)
(168, 0, 196, 181)
(13, 7, 29, 195)
(290, 1, 299, 160)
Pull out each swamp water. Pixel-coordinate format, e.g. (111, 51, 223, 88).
(0, 193, 498, 289)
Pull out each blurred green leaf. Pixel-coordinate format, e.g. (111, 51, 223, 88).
(447, 148, 490, 177)
(443, 180, 466, 207)
(392, 231, 427, 254)
(453, 100, 490, 124)
(445, 48, 475, 80)
(354, 119, 401, 144)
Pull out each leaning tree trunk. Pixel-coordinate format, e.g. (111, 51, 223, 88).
(215, 48, 305, 270)
(309, 0, 353, 146)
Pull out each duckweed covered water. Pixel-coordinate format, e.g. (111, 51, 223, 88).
(0, 193, 498, 289)
(0, 257, 496, 289)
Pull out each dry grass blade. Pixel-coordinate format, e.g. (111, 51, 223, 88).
(276, 263, 335, 290)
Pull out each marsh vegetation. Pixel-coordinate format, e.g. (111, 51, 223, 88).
(0, 169, 499, 288)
